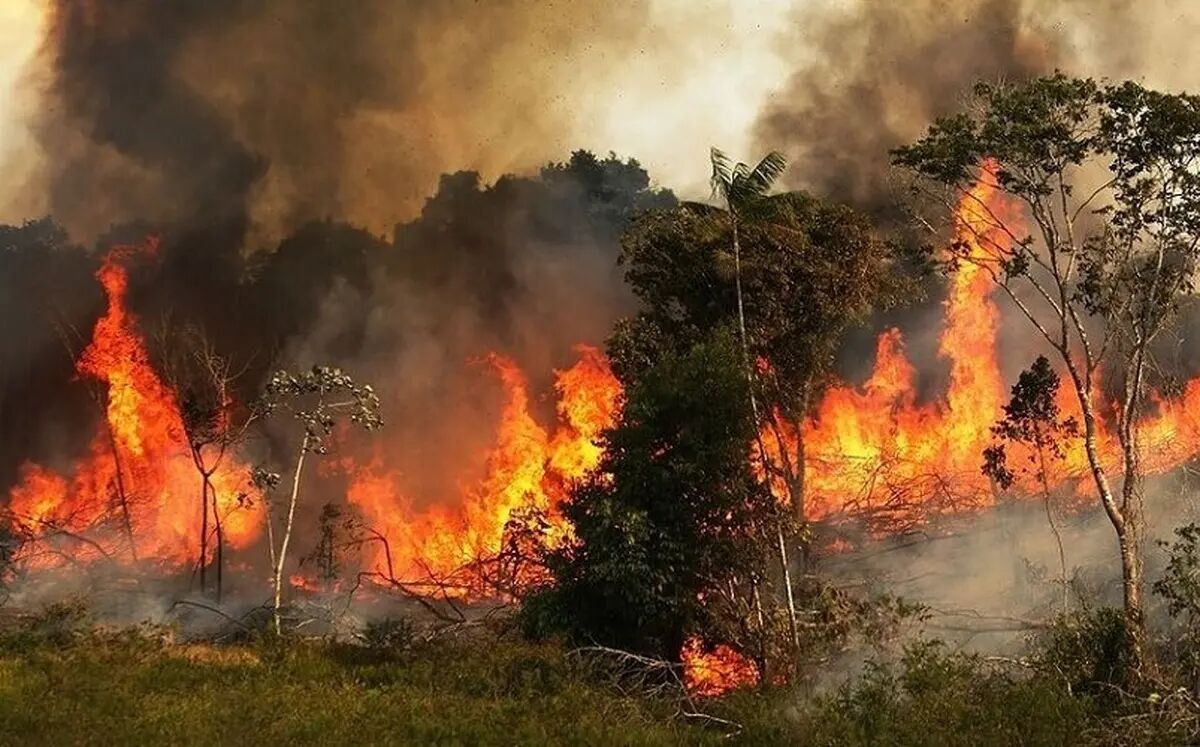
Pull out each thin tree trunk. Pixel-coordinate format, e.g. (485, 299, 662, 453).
(731, 217, 759, 421)
(1035, 441, 1068, 612)
(104, 426, 138, 562)
(198, 467, 209, 593)
(273, 435, 309, 636)
(1064, 360, 1144, 667)
(212, 488, 225, 603)
(731, 212, 801, 653)
(1118, 348, 1149, 666)
(776, 526, 799, 649)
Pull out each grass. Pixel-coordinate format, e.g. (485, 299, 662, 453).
(0, 629, 711, 746)
(0, 614, 1191, 746)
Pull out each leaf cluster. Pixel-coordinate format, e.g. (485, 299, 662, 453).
(982, 356, 1078, 490)
(614, 192, 917, 409)
(257, 365, 383, 454)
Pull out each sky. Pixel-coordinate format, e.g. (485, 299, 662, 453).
(0, 0, 43, 224)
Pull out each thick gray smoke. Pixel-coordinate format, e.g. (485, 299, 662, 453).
(754, 0, 1200, 219)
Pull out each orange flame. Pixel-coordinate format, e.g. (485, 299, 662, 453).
(782, 160, 1200, 529)
(8, 242, 258, 567)
(681, 635, 758, 697)
(343, 345, 622, 585)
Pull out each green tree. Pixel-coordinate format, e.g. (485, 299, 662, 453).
(255, 366, 382, 635)
(613, 191, 914, 527)
(894, 74, 1200, 667)
(983, 356, 1078, 612)
(530, 332, 776, 663)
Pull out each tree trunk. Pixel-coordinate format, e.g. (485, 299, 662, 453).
(776, 526, 799, 650)
(198, 468, 209, 593)
(105, 426, 138, 562)
(730, 217, 760, 421)
(1118, 430, 1147, 667)
(1035, 442, 1069, 613)
(1064, 361, 1145, 667)
(273, 435, 309, 636)
(732, 212, 798, 636)
(213, 490, 225, 603)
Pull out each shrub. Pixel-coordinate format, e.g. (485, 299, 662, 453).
(1035, 607, 1137, 702)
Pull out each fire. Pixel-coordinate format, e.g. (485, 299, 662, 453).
(7, 242, 258, 567)
(343, 345, 622, 586)
(3, 243, 622, 587)
(786, 163, 1012, 525)
(681, 635, 758, 697)
(790, 160, 1200, 529)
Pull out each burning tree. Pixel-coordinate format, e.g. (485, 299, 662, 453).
(156, 321, 256, 600)
(894, 74, 1200, 669)
(256, 366, 382, 635)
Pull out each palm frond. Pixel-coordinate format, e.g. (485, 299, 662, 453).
(742, 151, 788, 196)
(709, 147, 735, 199)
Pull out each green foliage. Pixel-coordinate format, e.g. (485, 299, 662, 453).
(1, 624, 1194, 745)
(1155, 523, 1200, 621)
(1154, 523, 1200, 689)
(614, 191, 915, 400)
(357, 617, 416, 657)
(709, 148, 788, 214)
(1035, 607, 1137, 701)
(0, 598, 92, 651)
(774, 642, 1091, 747)
(526, 332, 774, 659)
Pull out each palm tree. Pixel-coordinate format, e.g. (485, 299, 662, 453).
(709, 147, 798, 649)
(708, 147, 787, 423)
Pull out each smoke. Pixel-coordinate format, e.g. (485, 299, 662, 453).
(754, 0, 1200, 219)
(821, 471, 1200, 669)
(24, 0, 661, 246)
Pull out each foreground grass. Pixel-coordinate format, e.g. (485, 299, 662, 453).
(0, 630, 710, 746)
(0, 620, 1192, 745)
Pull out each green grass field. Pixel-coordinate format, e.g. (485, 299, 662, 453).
(0, 631, 722, 746)
(0, 620, 1189, 746)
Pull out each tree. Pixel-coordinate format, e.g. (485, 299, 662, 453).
(156, 321, 255, 600)
(613, 190, 915, 526)
(256, 366, 382, 635)
(707, 147, 787, 423)
(982, 355, 1078, 612)
(529, 332, 776, 665)
(894, 73, 1200, 667)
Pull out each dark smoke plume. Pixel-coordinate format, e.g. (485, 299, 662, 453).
(754, 0, 1063, 218)
(753, 0, 1200, 387)
(752, 0, 1200, 220)
(35, 0, 655, 246)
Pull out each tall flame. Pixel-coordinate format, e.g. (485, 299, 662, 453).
(8, 242, 258, 566)
(342, 345, 622, 585)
